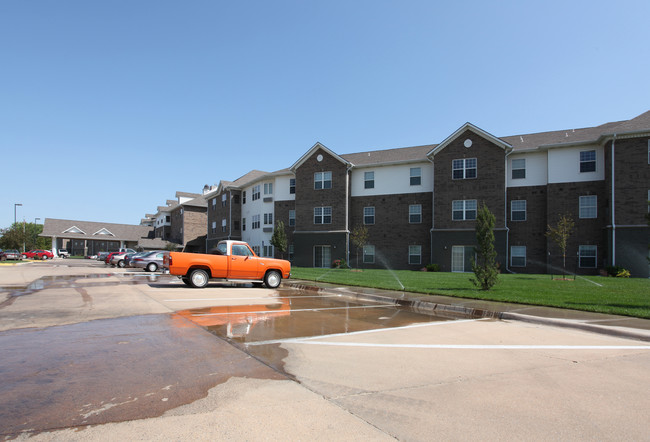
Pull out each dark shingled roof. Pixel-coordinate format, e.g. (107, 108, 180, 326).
(41, 218, 153, 241)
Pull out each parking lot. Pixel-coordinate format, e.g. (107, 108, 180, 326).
(1, 260, 649, 440)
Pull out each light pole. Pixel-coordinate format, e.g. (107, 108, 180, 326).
(14, 203, 22, 225)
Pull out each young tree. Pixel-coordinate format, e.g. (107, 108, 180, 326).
(270, 220, 288, 259)
(350, 224, 369, 269)
(546, 213, 575, 275)
(471, 203, 499, 290)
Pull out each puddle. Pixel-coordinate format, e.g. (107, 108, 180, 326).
(176, 291, 455, 375)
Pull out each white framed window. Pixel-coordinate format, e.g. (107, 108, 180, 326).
(408, 245, 422, 265)
(252, 185, 261, 201)
(221, 218, 227, 232)
(364, 171, 375, 189)
(314, 245, 331, 268)
(452, 158, 477, 179)
(314, 207, 332, 224)
(512, 159, 526, 179)
(580, 150, 596, 173)
(579, 245, 597, 268)
(409, 204, 422, 223)
(363, 245, 375, 264)
(452, 200, 477, 221)
(410, 167, 421, 186)
(252, 214, 260, 229)
(211, 221, 217, 234)
(289, 178, 295, 194)
(579, 195, 597, 219)
(263, 245, 273, 257)
(364, 207, 375, 225)
(264, 182, 273, 195)
(314, 171, 332, 190)
(242, 191, 247, 204)
(511, 200, 527, 221)
(212, 198, 217, 209)
(288, 244, 294, 261)
(222, 193, 227, 206)
(289, 210, 295, 226)
(242, 217, 246, 231)
(264, 213, 273, 225)
(510, 246, 526, 267)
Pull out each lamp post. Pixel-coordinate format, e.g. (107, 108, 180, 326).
(14, 203, 22, 225)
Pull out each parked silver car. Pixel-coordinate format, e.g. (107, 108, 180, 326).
(130, 251, 166, 272)
(110, 252, 136, 268)
(0, 249, 22, 261)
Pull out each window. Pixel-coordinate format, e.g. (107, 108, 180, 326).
(264, 182, 273, 195)
(242, 217, 246, 231)
(579, 195, 597, 219)
(314, 171, 332, 190)
(510, 246, 526, 267)
(512, 159, 526, 179)
(409, 204, 422, 223)
(288, 244, 294, 261)
(252, 214, 261, 229)
(221, 218, 227, 233)
(314, 245, 331, 268)
(364, 171, 375, 189)
(211, 198, 217, 210)
(364, 207, 375, 225)
(363, 245, 375, 264)
(289, 210, 295, 226)
(263, 245, 273, 257)
(252, 185, 261, 201)
(579, 245, 597, 268)
(452, 158, 477, 179)
(314, 207, 332, 224)
(452, 200, 477, 220)
(264, 213, 273, 225)
(289, 178, 295, 194)
(243, 191, 247, 204)
(233, 244, 253, 257)
(580, 150, 596, 173)
(408, 245, 422, 265)
(211, 221, 217, 234)
(511, 200, 527, 221)
(410, 167, 421, 186)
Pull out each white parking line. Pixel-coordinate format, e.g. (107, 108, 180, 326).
(192, 304, 397, 317)
(280, 342, 650, 350)
(164, 294, 343, 302)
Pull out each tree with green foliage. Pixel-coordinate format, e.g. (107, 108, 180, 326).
(350, 224, 369, 268)
(471, 203, 499, 290)
(270, 220, 288, 259)
(0, 222, 49, 252)
(546, 213, 575, 275)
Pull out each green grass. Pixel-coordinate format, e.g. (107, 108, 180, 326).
(291, 267, 650, 319)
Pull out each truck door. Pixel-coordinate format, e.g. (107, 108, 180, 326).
(228, 244, 259, 279)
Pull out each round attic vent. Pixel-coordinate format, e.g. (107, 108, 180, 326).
(464, 139, 472, 148)
(317, 154, 323, 162)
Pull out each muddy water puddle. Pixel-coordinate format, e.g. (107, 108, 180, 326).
(177, 290, 457, 374)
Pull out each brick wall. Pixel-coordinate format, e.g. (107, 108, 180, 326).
(507, 185, 548, 273)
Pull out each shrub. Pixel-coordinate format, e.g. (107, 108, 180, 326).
(425, 263, 440, 272)
(605, 265, 631, 278)
(332, 259, 346, 268)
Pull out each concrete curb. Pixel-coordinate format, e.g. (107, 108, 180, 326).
(286, 281, 650, 343)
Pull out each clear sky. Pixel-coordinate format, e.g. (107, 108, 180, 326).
(1, 0, 649, 229)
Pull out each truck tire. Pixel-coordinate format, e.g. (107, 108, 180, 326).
(181, 277, 192, 287)
(264, 270, 282, 289)
(189, 269, 209, 288)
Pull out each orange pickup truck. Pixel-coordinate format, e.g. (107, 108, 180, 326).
(163, 240, 291, 289)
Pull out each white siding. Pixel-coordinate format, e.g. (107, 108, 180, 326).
(274, 174, 296, 201)
(548, 145, 605, 183)
(350, 162, 433, 197)
(507, 151, 548, 187)
(240, 183, 274, 252)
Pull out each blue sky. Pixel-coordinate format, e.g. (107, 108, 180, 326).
(2, 0, 649, 229)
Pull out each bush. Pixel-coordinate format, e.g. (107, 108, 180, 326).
(425, 263, 440, 272)
(605, 265, 631, 278)
(332, 259, 346, 268)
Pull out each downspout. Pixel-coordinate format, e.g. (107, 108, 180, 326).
(427, 156, 435, 266)
(229, 190, 233, 240)
(504, 149, 513, 273)
(345, 163, 352, 267)
(611, 134, 616, 266)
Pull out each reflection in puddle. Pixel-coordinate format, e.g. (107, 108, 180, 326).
(176, 292, 455, 375)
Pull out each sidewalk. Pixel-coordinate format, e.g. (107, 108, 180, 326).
(287, 280, 650, 342)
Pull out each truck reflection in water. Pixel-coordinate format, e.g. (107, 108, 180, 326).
(175, 298, 291, 339)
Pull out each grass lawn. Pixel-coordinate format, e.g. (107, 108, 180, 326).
(291, 267, 650, 319)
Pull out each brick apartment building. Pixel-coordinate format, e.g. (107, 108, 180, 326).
(204, 111, 650, 277)
(153, 192, 207, 251)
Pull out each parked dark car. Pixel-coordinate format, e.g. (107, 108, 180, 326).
(0, 249, 23, 261)
(22, 249, 54, 260)
(131, 251, 166, 272)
